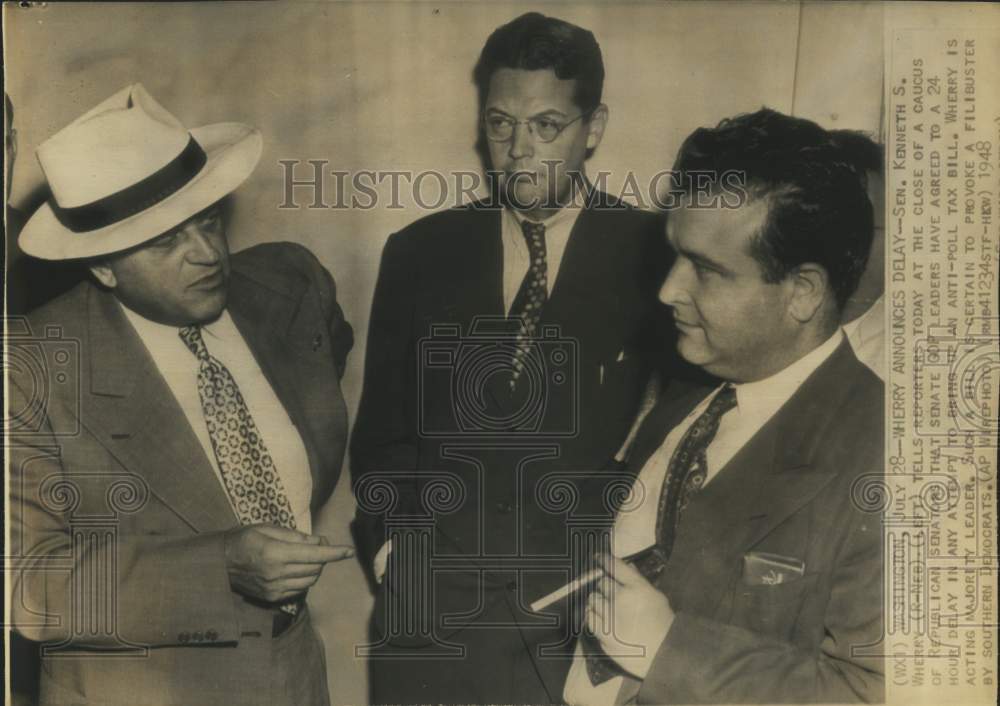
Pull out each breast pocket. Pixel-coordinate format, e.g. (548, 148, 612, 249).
(729, 573, 819, 642)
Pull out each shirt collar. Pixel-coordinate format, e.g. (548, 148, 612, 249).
(844, 295, 883, 345)
(504, 183, 587, 230)
(732, 328, 845, 422)
(121, 303, 232, 345)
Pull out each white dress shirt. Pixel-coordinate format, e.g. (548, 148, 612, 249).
(564, 329, 846, 706)
(122, 305, 313, 533)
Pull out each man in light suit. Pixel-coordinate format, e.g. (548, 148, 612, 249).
(7, 84, 354, 706)
(568, 109, 885, 704)
(351, 12, 681, 705)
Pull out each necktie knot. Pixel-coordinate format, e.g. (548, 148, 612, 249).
(709, 383, 738, 418)
(179, 325, 210, 361)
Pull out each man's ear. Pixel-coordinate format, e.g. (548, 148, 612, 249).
(585, 104, 608, 151)
(787, 263, 829, 323)
(89, 261, 117, 289)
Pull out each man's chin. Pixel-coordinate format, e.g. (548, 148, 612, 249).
(188, 293, 228, 325)
(504, 186, 546, 212)
(676, 335, 712, 368)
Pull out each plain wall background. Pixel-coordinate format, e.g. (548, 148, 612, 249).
(4, 1, 916, 702)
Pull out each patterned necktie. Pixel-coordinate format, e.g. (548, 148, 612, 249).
(655, 384, 737, 557)
(179, 325, 300, 614)
(583, 384, 738, 685)
(508, 219, 548, 385)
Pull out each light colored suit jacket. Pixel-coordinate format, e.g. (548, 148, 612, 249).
(620, 340, 885, 704)
(8, 243, 352, 706)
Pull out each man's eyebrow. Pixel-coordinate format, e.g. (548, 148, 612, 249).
(678, 245, 729, 273)
(529, 109, 570, 118)
(149, 227, 180, 244)
(484, 107, 570, 119)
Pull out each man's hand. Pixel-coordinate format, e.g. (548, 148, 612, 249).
(224, 524, 354, 603)
(587, 553, 675, 680)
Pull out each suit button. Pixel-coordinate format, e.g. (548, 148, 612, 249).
(206, 629, 218, 641)
(496, 502, 513, 514)
(192, 631, 203, 642)
(178, 632, 190, 644)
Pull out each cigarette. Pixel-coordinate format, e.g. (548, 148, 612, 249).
(529, 568, 603, 612)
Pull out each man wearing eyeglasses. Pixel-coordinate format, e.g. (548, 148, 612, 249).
(351, 12, 678, 705)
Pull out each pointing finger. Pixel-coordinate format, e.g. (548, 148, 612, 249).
(281, 542, 356, 564)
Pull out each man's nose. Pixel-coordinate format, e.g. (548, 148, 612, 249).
(508, 121, 534, 161)
(182, 225, 222, 264)
(658, 261, 689, 307)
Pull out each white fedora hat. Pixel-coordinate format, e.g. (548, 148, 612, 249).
(19, 83, 263, 260)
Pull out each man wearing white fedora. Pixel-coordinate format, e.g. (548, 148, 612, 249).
(8, 83, 355, 706)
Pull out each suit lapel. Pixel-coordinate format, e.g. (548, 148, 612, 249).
(480, 207, 504, 316)
(541, 203, 619, 346)
(662, 416, 781, 614)
(730, 340, 865, 551)
(227, 267, 326, 507)
(83, 287, 236, 533)
(420, 206, 504, 331)
(662, 341, 862, 611)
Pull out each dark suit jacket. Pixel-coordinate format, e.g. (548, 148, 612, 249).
(351, 196, 673, 702)
(617, 340, 884, 704)
(7, 243, 353, 706)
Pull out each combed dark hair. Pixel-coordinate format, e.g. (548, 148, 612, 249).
(473, 12, 604, 113)
(673, 108, 874, 309)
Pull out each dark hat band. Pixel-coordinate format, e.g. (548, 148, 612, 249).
(50, 136, 208, 233)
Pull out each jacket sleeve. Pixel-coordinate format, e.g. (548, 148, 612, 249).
(7, 377, 241, 648)
(349, 230, 423, 576)
(637, 504, 884, 704)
